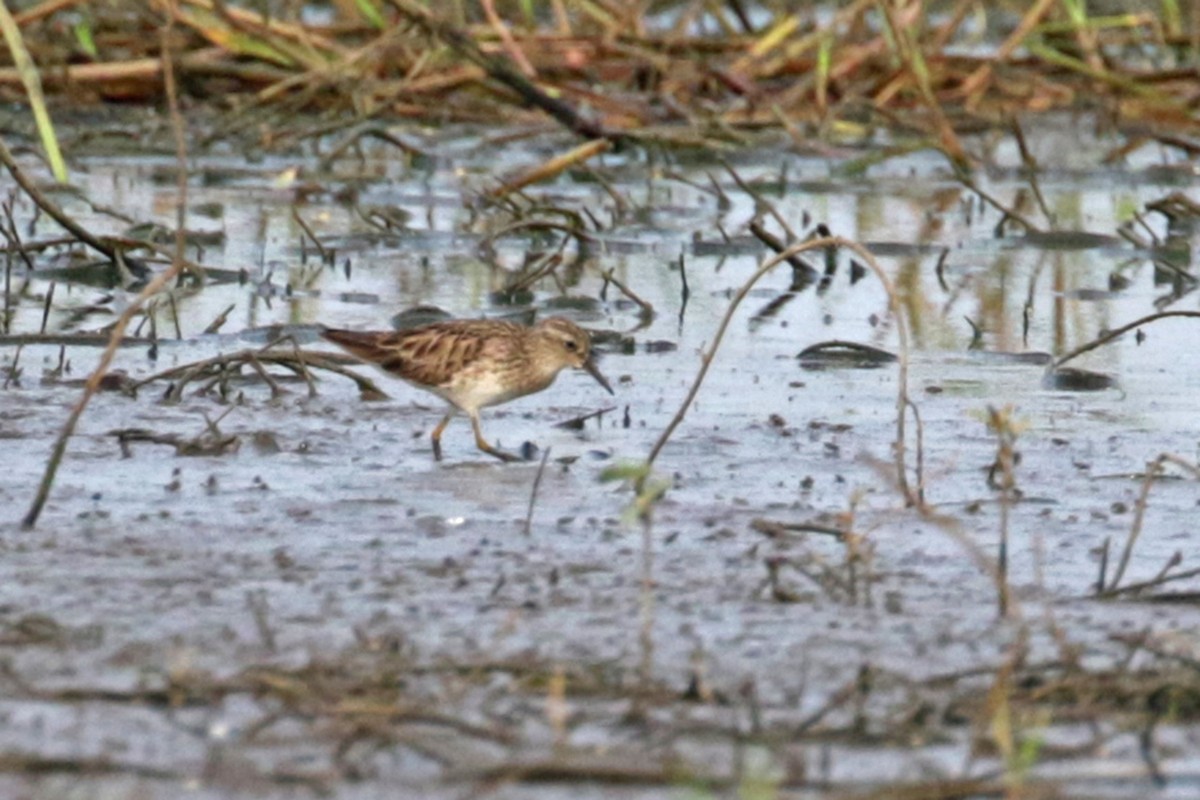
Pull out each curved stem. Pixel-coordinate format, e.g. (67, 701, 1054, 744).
(644, 236, 914, 505)
(1051, 310, 1200, 371)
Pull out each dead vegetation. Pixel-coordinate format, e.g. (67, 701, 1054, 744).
(2, 2, 1200, 797)
(1, 628, 1198, 794)
(2, 0, 1198, 155)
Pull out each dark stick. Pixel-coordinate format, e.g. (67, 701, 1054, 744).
(38, 281, 53, 333)
(0, 137, 117, 262)
(522, 447, 552, 537)
(386, 0, 626, 147)
(677, 250, 690, 327)
(291, 207, 328, 261)
(2, 226, 10, 335)
(1052, 311, 1200, 371)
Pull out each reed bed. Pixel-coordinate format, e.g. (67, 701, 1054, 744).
(1, 0, 1197, 154)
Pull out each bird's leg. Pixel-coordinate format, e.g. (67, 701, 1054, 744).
(431, 411, 455, 461)
(469, 412, 521, 462)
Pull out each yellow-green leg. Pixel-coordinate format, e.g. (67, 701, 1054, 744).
(469, 412, 520, 462)
(430, 411, 454, 461)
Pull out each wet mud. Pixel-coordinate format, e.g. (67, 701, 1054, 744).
(1, 116, 1199, 798)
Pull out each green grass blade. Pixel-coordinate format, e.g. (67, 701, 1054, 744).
(354, 0, 385, 30)
(73, 19, 97, 58)
(0, 2, 68, 183)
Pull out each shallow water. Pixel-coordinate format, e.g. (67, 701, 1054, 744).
(1, 112, 1198, 797)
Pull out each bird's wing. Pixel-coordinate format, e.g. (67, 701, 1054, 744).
(321, 321, 518, 388)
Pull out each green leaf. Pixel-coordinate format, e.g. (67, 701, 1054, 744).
(73, 21, 98, 58)
(599, 462, 650, 483)
(354, 0, 386, 29)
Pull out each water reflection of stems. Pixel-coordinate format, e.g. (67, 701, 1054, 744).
(984, 404, 1024, 619)
(600, 463, 669, 708)
(1100, 453, 1200, 597)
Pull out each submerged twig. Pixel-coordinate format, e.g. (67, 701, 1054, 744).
(134, 348, 384, 401)
(522, 447, 551, 537)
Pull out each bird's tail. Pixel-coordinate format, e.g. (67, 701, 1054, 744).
(320, 327, 397, 364)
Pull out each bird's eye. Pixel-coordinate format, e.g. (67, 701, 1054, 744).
(564, 340, 579, 352)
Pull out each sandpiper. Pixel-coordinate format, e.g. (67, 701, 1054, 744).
(321, 317, 613, 462)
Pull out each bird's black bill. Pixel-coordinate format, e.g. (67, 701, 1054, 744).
(583, 359, 615, 395)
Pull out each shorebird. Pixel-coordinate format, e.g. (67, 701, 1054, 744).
(321, 317, 613, 462)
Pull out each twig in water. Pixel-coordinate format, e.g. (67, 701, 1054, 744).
(1107, 454, 1200, 593)
(554, 406, 614, 430)
(1011, 116, 1053, 225)
(1098, 565, 1200, 600)
(2, 344, 20, 389)
(985, 405, 1021, 618)
(1096, 537, 1110, 595)
(636, 491, 655, 708)
(0, 137, 115, 262)
(522, 447, 551, 537)
(1, 192, 34, 334)
(134, 348, 380, 402)
(1051, 311, 1200, 371)
(38, 281, 53, 333)
(748, 219, 817, 286)
(202, 303, 236, 335)
(291, 207, 328, 263)
(246, 590, 277, 653)
(2, 223, 11, 335)
(723, 162, 797, 240)
(600, 269, 654, 324)
(489, 140, 612, 200)
(167, 290, 182, 339)
(953, 166, 1043, 235)
(905, 396, 926, 506)
(677, 250, 690, 329)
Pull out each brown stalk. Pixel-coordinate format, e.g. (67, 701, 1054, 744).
(599, 268, 654, 323)
(876, 0, 968, 167)
(480, 0, 535, 78)
(0, 138, 116, 262)
(133, 348, 382, 401)
(12, 0, 87, 26)
(985, 405, 1019, 619)
(0, 48, 233, 87)
(959, 0, 1057, 105)
(163, 0, 344, 58)
(22, 6, 190, 530)
(487, 139, 612, 199)
(1107, 454, 1200, 593)
(1051, 310, 1200, 371)
(521, 447, 552, 537)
